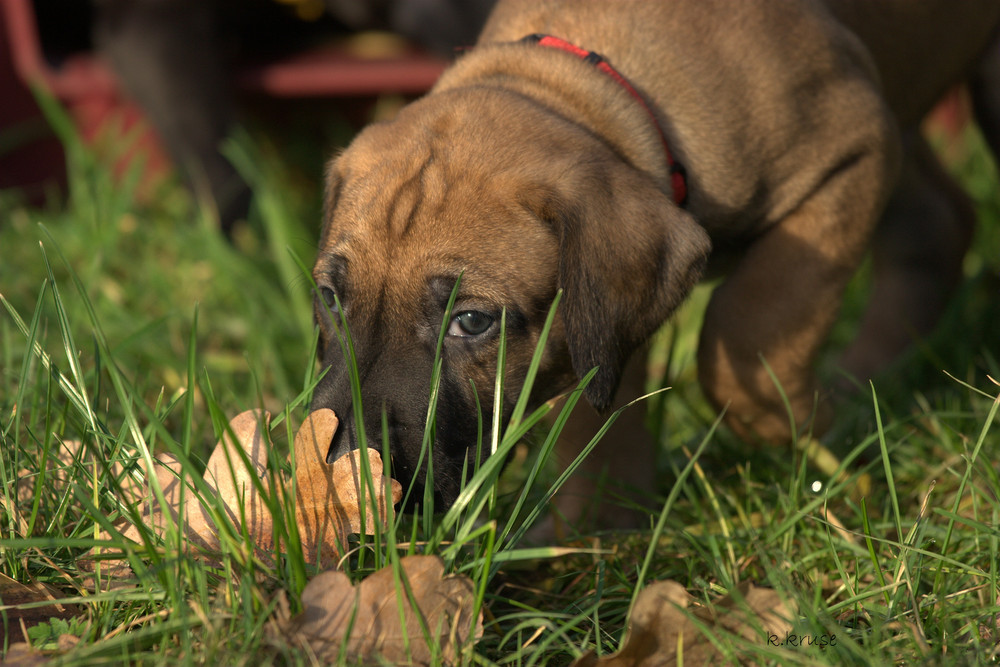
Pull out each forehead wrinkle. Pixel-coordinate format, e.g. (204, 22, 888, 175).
(385, 158, 427, 240)
(389, 147, 455, 243)
(327, 131, 558, 317)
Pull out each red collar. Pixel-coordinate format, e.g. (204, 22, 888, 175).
(522, 34, 688, 207)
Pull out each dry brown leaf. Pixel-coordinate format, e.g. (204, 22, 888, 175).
(572, 580, 794, 667)
(286, 555, 482, 666)
(293, 409, 403, 568)
(87, 411, 273, 575)
(83, 452, 205, 579)
(195, 409, 273, 551)
(85, 410, 276, 575)
(83, 408, 402, 577)
(0, 573, 79, 645)
(1, 643, 51, 666)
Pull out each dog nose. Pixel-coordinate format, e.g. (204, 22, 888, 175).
(326, 413, 358, 463)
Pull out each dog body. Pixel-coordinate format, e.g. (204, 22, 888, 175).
(312, 0, 1000, 519)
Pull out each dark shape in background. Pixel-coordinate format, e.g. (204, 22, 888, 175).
(0, 0, 495, 231)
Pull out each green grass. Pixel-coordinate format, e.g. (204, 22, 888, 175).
(2, 95, 1000, 665)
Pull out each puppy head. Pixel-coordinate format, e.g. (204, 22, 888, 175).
(311, 88, 709, 508)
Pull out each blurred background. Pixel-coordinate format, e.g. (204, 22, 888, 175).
(0, 0, 494, 231)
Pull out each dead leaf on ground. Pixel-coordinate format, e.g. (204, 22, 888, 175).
(0, 573, 80, 645)
(82, 408, 401, 576)
(0, 642, 50, 666)
(284, 554, 482, 666)
(571, 580, 794, 667)
(293, 409, 402, 568)
(201, 408, 273, 548)
(83, 412, 271, 577)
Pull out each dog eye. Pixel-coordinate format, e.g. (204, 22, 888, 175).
(448, 310, 494, 337)
(316, 286, 339, 312)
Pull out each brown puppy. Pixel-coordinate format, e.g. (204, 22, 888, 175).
(311, 0, 1000, 526)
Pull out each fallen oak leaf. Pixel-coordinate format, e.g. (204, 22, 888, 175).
(82, 408, 403, 576)
(1, 642, 51, 666)
(293, 408, 403, 568)
(83, 410, 274, 575)
(571, 580, 794, 667)
(0, 573, 80, 645)
(286, 555, 482, 666)
(83, 452, 201, 580)
(198, 409, 273, 551)
(137, 409, 273, 549)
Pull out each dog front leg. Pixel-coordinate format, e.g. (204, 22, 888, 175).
(697, 130, 899, 443)
(535, 347, 656, 539)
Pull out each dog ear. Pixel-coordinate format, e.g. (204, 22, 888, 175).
(550, 164, 711, 413)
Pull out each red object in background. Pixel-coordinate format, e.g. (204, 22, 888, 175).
(0, 0, 138, 202)
(926, 87, 971, 137)
(0, 0, 447, 205)
(0, 0, 66, 202)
